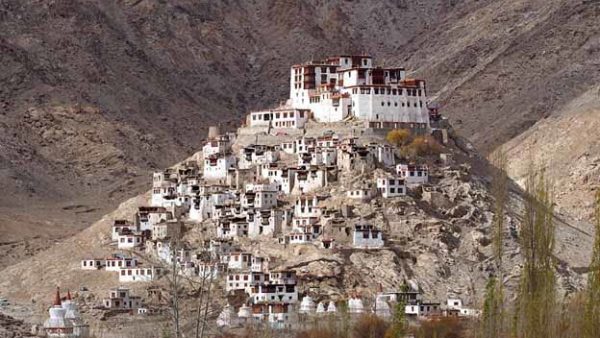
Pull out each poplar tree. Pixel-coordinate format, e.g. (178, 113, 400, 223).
(582, 191, 600, 338)
(515, 168, 556, 338)
(481, 149, 508, 338)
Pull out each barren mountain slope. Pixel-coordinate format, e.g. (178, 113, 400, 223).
(503, 87, 600, 223)
(383, 0, 600, 222)
(1, 0, 599, 266)
(0, 125, 593, 336)
(0, 0, 475, 261)
(397, 0, 600, 153)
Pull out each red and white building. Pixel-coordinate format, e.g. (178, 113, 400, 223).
(289, 55, 430, 129)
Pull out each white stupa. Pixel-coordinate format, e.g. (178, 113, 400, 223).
(217, 304, 237, 327)
(43, 288, 75, 338)
(374, 294, 392, 318)
(316, 301, 326, 314)
(348, 297, 365, 314)
(299, 296, 316, 314)
(326, 300, 337, 313)
(237, 304, 252, 319)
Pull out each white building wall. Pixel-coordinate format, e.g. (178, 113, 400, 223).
(204, 155, 236, 180)
(119, 267, 161, 283)
(117, 234, 143, 249)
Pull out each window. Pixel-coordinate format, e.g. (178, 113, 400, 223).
(390, 188, 395, 193)
(381, 102, 384, 106)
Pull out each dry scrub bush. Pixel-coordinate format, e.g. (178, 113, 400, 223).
(413, 317, 466, 338)
(353, 314, 390, 338)
(402, 136, 443, 158)
(386, 129, 412, 147)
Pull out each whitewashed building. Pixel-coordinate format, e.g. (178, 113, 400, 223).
(376, 177, 407, 198)
(292, 167, 331, 194)
(239, 144, 280, 170)
(117, 233, 144, 249)
(368, 143, 396, 167)
(396, 164, 429, 186)
(352, 224, 384, 249)
(105, 256, 138, 271)
(247, 106, 310, 129)
(136, 207, 173, 232)
(102, 287, 142, 310)
(294, 195, 323, 218)
(152, 220, 182, 240)
(118, 267, 163, 283)
(248, 210, 283, 237)
(347, 184, 375, 201)
(111, 220, 138, 241)
(289, 55, 430, 129)
(204, 153, 237, 181)
(80, 259, 104, 270)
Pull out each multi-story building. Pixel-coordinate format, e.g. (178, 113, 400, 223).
(289, 55, 429, 129)
(102, 287, 142, 310)
(396, 164, 429, 187)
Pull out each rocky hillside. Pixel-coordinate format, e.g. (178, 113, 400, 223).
(0, 120, 594, 338)
(1, 0, 599, 265)
(393, 0, 600, 222)
(503, 86, 600, 222)
(0, 0, 470, 263)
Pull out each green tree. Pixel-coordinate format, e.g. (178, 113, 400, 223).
(385, 299, 407, 338)
(582, 191, 600, 338)
(480, 149, 509, 338)
(481, 278, 502, 338)
(514, 168, 556, 338)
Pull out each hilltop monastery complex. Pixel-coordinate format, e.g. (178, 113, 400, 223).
(41, 55, 478, 336)
(248, 55, 431, 129)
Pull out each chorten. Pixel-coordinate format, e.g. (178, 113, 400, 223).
(299, 296, 316, 314)
(316, 301, 326, 314)
(348, 296, 365, 314)
(326, 300, 337, 313)
(43, 287, 89, 338)
(44, 287, 74, 337)
(216, 304, 237, 327)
